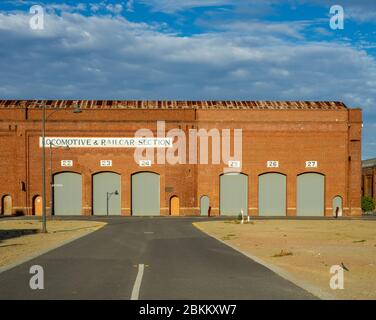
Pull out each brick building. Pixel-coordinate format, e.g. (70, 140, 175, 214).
(0, 100, 362, 217)
(362, 158, 376, 202)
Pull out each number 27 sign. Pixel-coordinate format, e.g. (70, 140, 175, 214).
(306, 161, 318, 168)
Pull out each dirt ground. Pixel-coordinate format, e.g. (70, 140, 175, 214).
(0, 219, 106, 269)
(195, 219, 376, 300)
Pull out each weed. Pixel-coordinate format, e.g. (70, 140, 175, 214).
(273, 249, 293, 258)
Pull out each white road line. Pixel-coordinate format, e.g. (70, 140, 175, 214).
(131, 264, 145, 300)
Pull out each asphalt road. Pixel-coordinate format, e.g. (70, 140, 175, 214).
(0, 217, 316, 300)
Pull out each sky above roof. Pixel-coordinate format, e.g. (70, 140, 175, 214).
(0, 0, 375, 158)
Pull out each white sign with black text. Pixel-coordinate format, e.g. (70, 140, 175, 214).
(100, 160, 112, 167)
(139, 160, 152, 167)
(267, 161, 279, 168)
(306, 161, 318, 168)
(61, 160, 73, 167)
(39, 137, 173, 148)
(228, 161, 241, 168)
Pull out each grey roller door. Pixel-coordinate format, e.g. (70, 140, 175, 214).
(220, 173, 248, 216)
(297, 173, 325, 216)
(200, 196, 210, 216)
(259, 173, 286, 216)
(132, 172, 160, 216)
(93, 172, 121, 215)
(54, 172, 82, 216)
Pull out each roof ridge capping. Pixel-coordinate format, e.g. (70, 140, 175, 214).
(0, 100, 348, 110)
(362, 158, 376, 168)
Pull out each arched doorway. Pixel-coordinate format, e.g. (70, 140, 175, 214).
(33, 195, 43, 216)
(54, 172, 82, 216)
(93, 172, 121, 216)
(332, 196, 343, 217)
(297, 173, 325, 216)
(220, 173, 248, 216)
(200, 196, 210, 216)
(170, 196, 180, 216)
(132, 172, 160, 216)
(2, 195, 12, 215)
(258, 173, 286, 216)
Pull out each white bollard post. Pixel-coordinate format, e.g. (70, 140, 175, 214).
(240, 208, 244, 224)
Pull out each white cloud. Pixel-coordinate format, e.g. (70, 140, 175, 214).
(106, 4, 123, 15)
(0, 9, 375, 156)
(1, 1, 375, 157)
(0, 10, 375, 105)
(140, 0, 233, 13)
(294, 0, 376, 24)
(201, 20, 310, 40)
(126, 0, 134, 12)
(141, 0, 376, 24)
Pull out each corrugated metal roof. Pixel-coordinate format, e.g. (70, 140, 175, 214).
(362, 158, 376, 168)
(0, 100, 347, 110)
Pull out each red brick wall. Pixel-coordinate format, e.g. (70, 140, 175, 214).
(0, 106, 362, 216)
(362, 167, 376, 202)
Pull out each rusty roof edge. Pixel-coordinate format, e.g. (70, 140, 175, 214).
(362, 158, 376, 168)
(0, 100, 349, 110)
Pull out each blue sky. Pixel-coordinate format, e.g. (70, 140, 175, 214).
(0, 0, 375, 159)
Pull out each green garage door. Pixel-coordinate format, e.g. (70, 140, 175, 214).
(132, 172, 160, 216)
(54, 172, 82, 216)
(297, 173, 325, 216)
(93, 172, 121, 215)
(220, 173, 248, 216)
(259, 173, 286, 216)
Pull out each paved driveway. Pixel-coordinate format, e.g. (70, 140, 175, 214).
(0, 217, 316, 300)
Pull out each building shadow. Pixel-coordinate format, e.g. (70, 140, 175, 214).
(0, 229, 39, 241)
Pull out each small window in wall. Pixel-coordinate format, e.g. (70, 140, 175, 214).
(200, 196, 210, 216)
(367, 176, 374, 198)
(170, 196, 180, 216)
(332, 196, 343, 217)
(33, 195, 43, 216)
(2, 195, 12, 215)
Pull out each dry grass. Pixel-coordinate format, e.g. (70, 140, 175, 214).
(273, 249, 293, 258)
(195, 219, 376, 300)
(0, 219, 106, 269)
